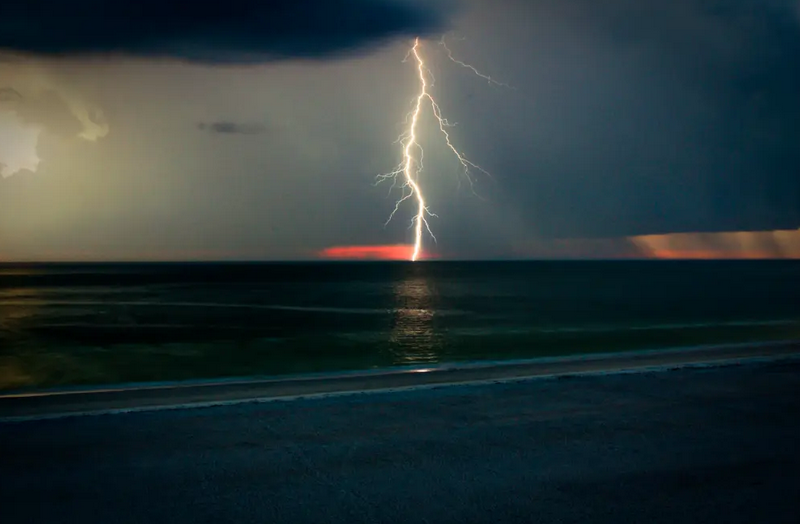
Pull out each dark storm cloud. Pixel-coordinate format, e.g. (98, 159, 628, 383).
(478, 0, 800, 242)
(197, 121, 268, 135)
(0, 0, 452, 63)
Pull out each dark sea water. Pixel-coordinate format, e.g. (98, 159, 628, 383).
(1, 261, 799, 390)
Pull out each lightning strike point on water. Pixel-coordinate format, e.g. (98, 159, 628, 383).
(377, 37, 502, 261)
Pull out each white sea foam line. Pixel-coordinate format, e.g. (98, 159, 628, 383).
(0, 300, 467, 316)
(537, 319, 796, 333)
(2, 339, 797, 399)
(0, 300, 377, 311)
(2, 352, 798, 424)
(2, 298, 794, 327)
(23, 319, 796, 332)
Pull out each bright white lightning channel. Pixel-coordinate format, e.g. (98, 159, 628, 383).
(377, 37, 503, 262)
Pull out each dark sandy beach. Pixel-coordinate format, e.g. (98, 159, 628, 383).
(2, 350, 799, 523)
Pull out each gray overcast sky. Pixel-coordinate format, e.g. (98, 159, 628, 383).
(1, 0, 799, 260)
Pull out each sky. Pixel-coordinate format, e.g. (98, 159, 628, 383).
(1, 0, 799, 261)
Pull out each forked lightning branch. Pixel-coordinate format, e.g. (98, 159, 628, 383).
(376, 37, 506, 261)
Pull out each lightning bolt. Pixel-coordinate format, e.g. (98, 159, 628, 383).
(440, 36, 512, 89)
(378, 37, 501, 262)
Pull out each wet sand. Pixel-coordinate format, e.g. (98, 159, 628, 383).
(2, 356, 799, 524)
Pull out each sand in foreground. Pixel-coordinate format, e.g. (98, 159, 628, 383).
(2, 359, 800, 524)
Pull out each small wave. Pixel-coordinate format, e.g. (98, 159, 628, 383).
(538, 319, 796, 334)
(0, 299, 467, 316)
(450, 319, 797, 337)
(31, 323, 201, 329)
(259, 305, 391, 315)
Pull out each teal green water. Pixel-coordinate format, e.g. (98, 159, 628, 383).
(1, 261, 799, 389)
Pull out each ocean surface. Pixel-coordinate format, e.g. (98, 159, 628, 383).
(1, 261, 799, 390)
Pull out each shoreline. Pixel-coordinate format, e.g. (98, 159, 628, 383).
(5, 349, 798, 523)
(2, 339, 798, 422)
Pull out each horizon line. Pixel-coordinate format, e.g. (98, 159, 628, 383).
(2, 257, 798, 265)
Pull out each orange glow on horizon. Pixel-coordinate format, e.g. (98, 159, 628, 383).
(632, 230, 800, 260)
(509, 229, 800, 259)
(646, 249, 778, 259)
(319, 244, 420, 260)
